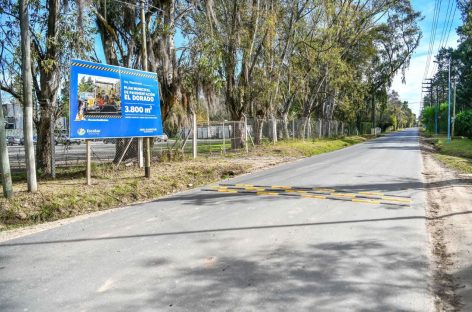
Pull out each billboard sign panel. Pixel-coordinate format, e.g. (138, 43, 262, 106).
(69, 59, 163, 139)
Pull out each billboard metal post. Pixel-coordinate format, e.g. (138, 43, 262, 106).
(138, 138, 144, 168)
(86, 140, 91, 185)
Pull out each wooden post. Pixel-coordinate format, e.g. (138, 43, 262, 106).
(244, 116, 248, 154)
(86, 140, 91, 185)
(0, 91, 13, 198)
(138, 138, 144, 168)
(222, 120, 226, 154)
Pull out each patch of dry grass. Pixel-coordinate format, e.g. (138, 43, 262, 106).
(0, 159, 249, 229)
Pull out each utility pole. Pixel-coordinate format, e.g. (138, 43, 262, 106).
(0, 91, 13, 198)
(20, 0, 38, 192)
(422, 79, 433, 107)
(435, 86, 439, 135)
(447, 57, 451, 143)
(452, 80, 456, 137)
(141, 0, 151, 178)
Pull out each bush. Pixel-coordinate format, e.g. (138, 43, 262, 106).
(422, 103, 464, 134)
(455, 110, 472, 138)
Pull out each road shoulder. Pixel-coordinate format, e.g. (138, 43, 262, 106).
(422, 139, 472, 311)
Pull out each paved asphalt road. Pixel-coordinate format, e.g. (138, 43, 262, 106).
(0, 128, 433, 311)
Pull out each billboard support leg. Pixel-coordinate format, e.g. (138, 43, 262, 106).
(145, 137, 151, 178)
(86, 140, 91, 186)
(138, 138, 144, 168)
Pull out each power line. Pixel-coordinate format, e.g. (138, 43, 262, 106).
(422, 0, 442, 81)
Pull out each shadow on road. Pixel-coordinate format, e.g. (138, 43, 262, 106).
(1, 211, 471, 248)
(62, 238, 431, 311)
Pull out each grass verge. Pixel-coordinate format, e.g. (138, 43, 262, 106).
(0, 136, 367, 230)
(425, 134, 472, 174)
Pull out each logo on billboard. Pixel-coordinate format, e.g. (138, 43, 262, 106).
(77, 128, 86, 136)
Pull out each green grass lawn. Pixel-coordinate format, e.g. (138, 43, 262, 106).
(435, 136, 472, 159)
(254, 137, 367, 158)
(431, 136, 472, 173)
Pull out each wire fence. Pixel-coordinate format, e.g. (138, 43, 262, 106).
(6, 118, 377, 170)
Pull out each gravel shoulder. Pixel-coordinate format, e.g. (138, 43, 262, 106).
(422, 139, 472, 311)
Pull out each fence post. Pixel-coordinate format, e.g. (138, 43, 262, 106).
(319, 119, 322, 138)
(292, 119, 295, 139)
(222, 120, 226, 154)
(192, 112, 197, 159)
(244, 115, 249, 153)
(86, 140, 91, 186)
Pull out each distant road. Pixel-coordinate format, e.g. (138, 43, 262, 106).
(0, 128, 432, 311)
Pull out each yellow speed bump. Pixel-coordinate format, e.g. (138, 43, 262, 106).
(352, 198, 381, 205)
(302, 195, 327, 200)
(359, 191, 385, 196)
(314, 188, 336, 192)
(330, 192, 356, 198)
(256, 191, 279, 196)
(380, 197, 412, 203)
(270, 185, 292, 189)
(244, 187, 265, 191)
(217, 189, 238, 193)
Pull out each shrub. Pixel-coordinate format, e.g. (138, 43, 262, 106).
(455, 110, 472, 138)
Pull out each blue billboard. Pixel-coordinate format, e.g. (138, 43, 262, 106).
(69, 59, 163, 139)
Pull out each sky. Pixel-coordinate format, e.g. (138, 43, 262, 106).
(391, 0, 462, 117)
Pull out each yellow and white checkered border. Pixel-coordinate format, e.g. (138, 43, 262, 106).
(72, 62, 157, 79)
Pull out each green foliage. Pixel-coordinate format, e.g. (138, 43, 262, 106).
(422, 103, 451, 134)
(455, 110, 472, 138)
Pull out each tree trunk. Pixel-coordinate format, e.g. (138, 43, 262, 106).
(282, 112, 290, 139)
(37, 106, 52, 173)
(254, 118, 264, 145)
(270, 115, 277, 143)
(231, 119, 245, 149)
(20, 0, 37, 192)
(300, 116, 311, 140)
(371, 95, 376, 128)
(35, 0, 60, 176)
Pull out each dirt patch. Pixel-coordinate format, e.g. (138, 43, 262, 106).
(422, 138, 472, 311)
